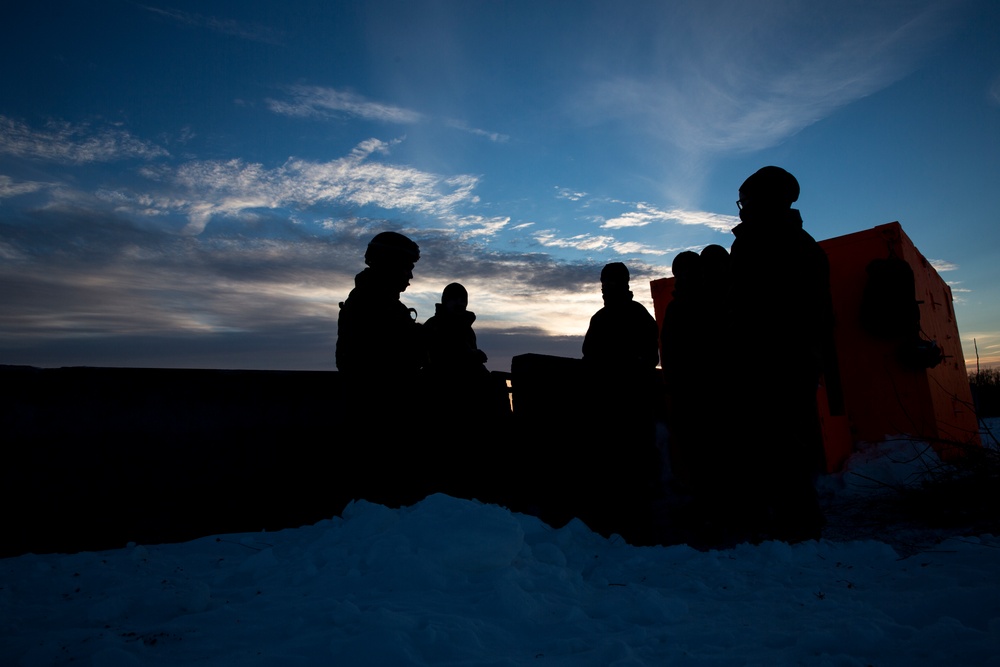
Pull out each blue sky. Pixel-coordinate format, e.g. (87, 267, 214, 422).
(1, 0, 998, 373)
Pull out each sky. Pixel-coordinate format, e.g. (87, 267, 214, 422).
(1, 0, 999, 374)
(2, 423, 999, 666)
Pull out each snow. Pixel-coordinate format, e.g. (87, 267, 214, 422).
(2, 421, 999, 666)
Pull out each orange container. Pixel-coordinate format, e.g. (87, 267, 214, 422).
(652, 222, 979, 473)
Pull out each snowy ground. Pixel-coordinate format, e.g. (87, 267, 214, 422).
(1, 420, 998, 666)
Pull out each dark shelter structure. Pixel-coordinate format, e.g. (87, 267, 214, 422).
(507, 353, 664, 546)
(0, 365, 523, 558)
(1, 367, 355, 558)
(0, 356, 660, 557)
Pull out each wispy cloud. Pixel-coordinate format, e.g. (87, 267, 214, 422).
(0, 116, 169, 164)
(267, 87, 511, 143)
(141, 5, 283, 44)
(448, 215, 511, 238)
(555, 187, 588, 202)
(930, 259, 958, 272)
(534, 231, 615, 252)
(601, 203, 739, 232)
(107, 138, 480, 235)
(533, 230, 668, 256)
(576, 3, 959, 157)
(445, 119, 509, 143)
(948, 282, 970, 305)
(0, 175, 46, 199)
(266, 86, 424, 124)
(963, 331, 1000, 368)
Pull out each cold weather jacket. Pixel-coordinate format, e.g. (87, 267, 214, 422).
(422, 304, 489, 378)
(335, 267, 427, 378)
(582, 293, 659, 371)
(729, 208, 834, 382)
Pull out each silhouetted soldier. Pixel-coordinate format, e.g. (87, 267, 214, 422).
(726, 166, 833, 544)
(699, 243, 732, 315)
(424, 283, 490, 383)
(583, 262, 660, 371)
(336, 231, 428, 505)
(659, 251, 706, 495)
(423, 282, 511, 501)
(660, 246, 740, 545)
(580, 262, 662, 544)
(336, 231, 425, 377)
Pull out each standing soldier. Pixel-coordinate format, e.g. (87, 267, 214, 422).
(580, 262, 662, 544)
(726, 166, 834, 544)
(336, 231, 427, 505)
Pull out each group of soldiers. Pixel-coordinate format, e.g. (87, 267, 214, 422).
(660, 166, 834, 547)
(335, 166, 835, 548)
